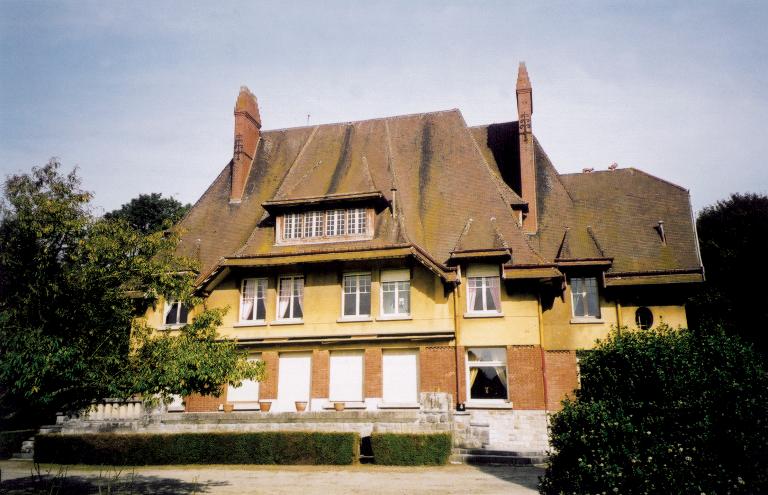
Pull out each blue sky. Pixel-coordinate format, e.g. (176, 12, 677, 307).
(1, 1, 766, 214)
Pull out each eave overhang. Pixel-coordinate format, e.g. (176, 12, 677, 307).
(197, 244, 457, 293)
(262, 191, 386, 214)
(503, 265, 563, 280)
(555, 258, 613, 268)
(229, 330, 454, 347)
(604, 268, 704, 286)
(449, 248, 512, 263)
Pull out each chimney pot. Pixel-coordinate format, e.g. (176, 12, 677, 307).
(516, 62, 537, 233)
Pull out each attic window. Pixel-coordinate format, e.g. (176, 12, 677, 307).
(277, 208, 372, 245)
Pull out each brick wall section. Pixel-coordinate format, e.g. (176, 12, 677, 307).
(184, 388, 226, 412)
(311, 349, 329, 398)
(545, 350, 579, 411)
(364, 348, 382, 398)
(507, 346, 546, 410)
(420, 346, 457, 398)
(456, 346, 466, 403)
(260, 351, 279, 400)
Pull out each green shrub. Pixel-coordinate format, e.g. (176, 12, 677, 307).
(540, 325, 768, 494)
(35, 431, 359, 465)
(371, 432, 452, 465)
(0, 429, 35, 459)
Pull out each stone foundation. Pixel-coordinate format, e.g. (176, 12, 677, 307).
(59, 393, 549, 452)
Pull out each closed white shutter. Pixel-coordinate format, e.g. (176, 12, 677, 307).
(275, 352, 311, 412)
(329, 351, 363, 402)
(227, 355, 260, 409)
(382, 349, 419, 403)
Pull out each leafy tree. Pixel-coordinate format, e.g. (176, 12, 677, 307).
(104, 192, 191, 234)
(0, 160, 263, 428)
(539, 325, 768, 495)
(688, 193, 768, 357)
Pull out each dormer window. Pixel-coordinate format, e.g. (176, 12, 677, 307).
(277, 208, 372, 245)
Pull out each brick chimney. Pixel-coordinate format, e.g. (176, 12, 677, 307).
(230, 86, 261, 203)
(516, 62, 537, 233)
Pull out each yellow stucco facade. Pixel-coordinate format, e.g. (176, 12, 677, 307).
(145, 262, 689, 351)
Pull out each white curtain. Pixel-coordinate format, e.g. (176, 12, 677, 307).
(293, 277, 304, 318)
(489, 278, 501, 311)
(467, 280, 478, 311)
(241, 279, 255, 320)
(279, 278, 291, 318)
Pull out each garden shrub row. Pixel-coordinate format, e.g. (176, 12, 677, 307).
(0, 429, 35, 459)
(35, 431, 359, 465)
(371, 432, 452, 465)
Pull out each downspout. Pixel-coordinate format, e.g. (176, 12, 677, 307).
(616, 300, 623, 335)
(537, 291, 549, 413)
(452, 276, 463, 410)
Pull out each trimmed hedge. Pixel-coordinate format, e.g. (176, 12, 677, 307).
(371, 432, 452, 465)
(0, 429, 35, 459)
(35, 432, 359, 465)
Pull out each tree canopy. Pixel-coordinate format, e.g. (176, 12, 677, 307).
(104, 192, 190, 234)
(540, 325, 768, 494)
(688, 193, 768, 356)
(0, 160, 262, 427)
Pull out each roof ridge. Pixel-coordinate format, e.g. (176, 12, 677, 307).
(261, 108, 462, 134)
(452, 217, 474, 252)
(558, 167, 688, 192)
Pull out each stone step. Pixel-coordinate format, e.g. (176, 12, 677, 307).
(450, 453, 548, 466)
(38, 425, 62, 434)
(11, 452, 33, 460)
(453, 448, 546, 458)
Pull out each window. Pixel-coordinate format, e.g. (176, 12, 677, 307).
(342, 273, 371, 318)
(278, 208, 370, 244)
(326, 209, 345, 236)
(467, 348, 508, 401)
(277, 276, 304, 321)
(164, 300, 189, 326)
(570, 277, 600, 319)
(347, 208, 367, 235)
(382, 349, 419, 403)
(635, 307, 653, 330)
(227, 354, 261, 408)
(329, 351, 364, 402)
(381, 269, 410, 317)
(283, 213, 303, 239)
(303, 211, 324, 238)
(240, 278, 267, 322)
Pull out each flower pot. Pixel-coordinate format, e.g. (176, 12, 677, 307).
(333, 402, 345, 412)
(295, 401, 308, 412)
(223, 403, 234, 413)
(259, 401, 272, 412)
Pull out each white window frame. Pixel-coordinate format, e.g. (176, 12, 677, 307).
(341, 272, 371, 320)
(303, 211, 324, 238)
(380, 269, 411, 318)
(347, 208, 367, 235)
(240, 278, 267, 323)
(465, 347, 509, 404)
(570, 276, 601, 320)
(227, 354, 261, 409)
(283, 213, 303, 240)
(277, 208, 372, 245)
(466, 276, 501, 314)
(277, 275, 304, 322)
(163, 299, 189, 327)
(329, 350, 364, 402)
(325, 209, 346, 236)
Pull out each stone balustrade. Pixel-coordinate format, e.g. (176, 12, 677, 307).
(84, 398, 144, 421)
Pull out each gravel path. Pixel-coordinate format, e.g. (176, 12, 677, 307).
(0, 460, 542, 494)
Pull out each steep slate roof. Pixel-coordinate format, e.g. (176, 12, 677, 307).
(179, 110, 702, 286)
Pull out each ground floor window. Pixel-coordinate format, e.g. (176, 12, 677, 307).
(382, 349, 419, 403)
(467, 347, 508, 401)
(329, 350, 364, 402)
(227, 354, 261, 407)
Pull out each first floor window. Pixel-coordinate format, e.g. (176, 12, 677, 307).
(227, 354, 261, 406)
(240, 278, 267, 322)
(329, 351, 364, 402)
(278, 276, 304, 320)
(467, 276, 501, 313)
(381, 269, 410, 316)
(570, 276, 600, 318)
(467, 347, 508, 401)
(343, 273, 371, 317)
(164, 299, 189, 326)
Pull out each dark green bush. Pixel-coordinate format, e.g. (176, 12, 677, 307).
(540, 325, 768, 494)
(371, 432, 452, 465)
(35, 431, 359, 465)
(0, 429, 35, 459)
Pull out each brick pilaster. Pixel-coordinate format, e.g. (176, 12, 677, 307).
(311, 349, 329, 398)
(420, 346, 458, 398)
(507, 345, 546, 410)
(544, 350, 579, 411)
(260, 351, 279, 400)
(364, 348, 382, 398)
